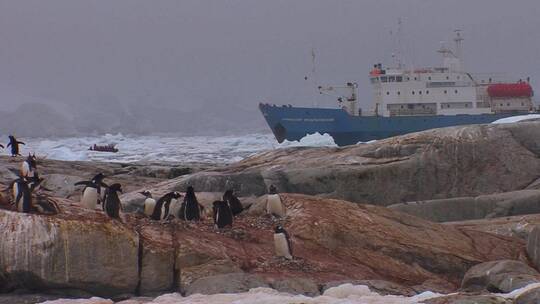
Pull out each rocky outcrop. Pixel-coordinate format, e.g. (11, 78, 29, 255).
(461, 260, 540, 293)
(423, 294, 512, 304)
(526, 226, 540, 270)
(123, 122, 540, 207)
(388, 190, 540, 222)
(515, 286, 540, 304)
(0, 194, 528, 297)
(184, 273, 269, 296)
(447, 214, 540, 240)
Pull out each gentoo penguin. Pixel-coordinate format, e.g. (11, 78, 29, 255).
(139, 190, 156, 217)
(10, 175, 44, 203)
(150, 191, 183, 221)
(6, 135, 25, 157)
(223, 189, 243, 216)
(266, 184, 285, 217)
(179, 186, 202, 221)
(12, 178, 32, 213)
(74, 173, 108, 210)
(21, 153, 38, 178)
(212, 200, 233, 229)
(103, 183, 122, 219)
(274, 226, 293, 260)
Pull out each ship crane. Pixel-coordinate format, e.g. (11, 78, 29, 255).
(318, 82, 359, 115)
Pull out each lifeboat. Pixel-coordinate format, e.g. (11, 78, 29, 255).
(487, 83, 533, 98)
(89, 144, 118, 153)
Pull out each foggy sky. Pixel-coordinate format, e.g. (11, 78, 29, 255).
(1, 0, 539, 136)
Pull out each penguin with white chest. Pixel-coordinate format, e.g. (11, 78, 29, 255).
(273, 226, 293, 260)
(7, 135, 25, 157)
(139, 190, 156, 217)
(212, 200, 233, 229)
(151, 191, 182, 221)
(11, 177, 33, 213)
(74, 173, 108, 210)
(266, 184, 285, 217)
(102, 183, 123, 219)
(21, 153, 38, 178)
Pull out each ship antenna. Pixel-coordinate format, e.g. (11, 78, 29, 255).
(453, 29, 464, 60)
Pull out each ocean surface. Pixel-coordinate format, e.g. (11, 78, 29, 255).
(9, 132, 337, 164)
(3, 114, 537, 164)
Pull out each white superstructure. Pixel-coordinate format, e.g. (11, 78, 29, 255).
(338, 31, 534, 117)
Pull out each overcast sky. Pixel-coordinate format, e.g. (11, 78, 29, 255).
(0, 0, 539, 127)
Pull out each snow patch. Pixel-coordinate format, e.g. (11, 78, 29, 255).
(278, 132, 338, 148)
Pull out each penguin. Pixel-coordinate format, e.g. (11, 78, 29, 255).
(6, 135, 25, 157)
(12, 177, 32, 213)
(179, 186, 202, 221)
(139, 190, 156, 217)
(150, 191, 182, 221)
(266, 184, 285, 217)
(21, 153, 38, 178)
(212, 200, 233, 229)
(74, 173, 108, 210)
(9, 175, 44, 203)
(273, 226, 293, 260)
(223, 189, 243, 216)
(102, 183, 122, 219)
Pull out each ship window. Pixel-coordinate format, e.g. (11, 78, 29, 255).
(380, 76, 388, 82)
(389, 76, 395, 82)
(457, 76, 461, 80)
(386, 91, 390, 95)
(412, 91, 415, 95)
(507, 103, 510, 106)
(419, 91, 422, 95)
(500, 103, 503, 106)
(406, 77, 410, 81)
(522, 102, 525, 106)
(414, 77, 417, 81)
(465, 104, 468, 107)
(396, 76, 403, 82)
(444, 90, 447, 94)
(454, 90, 458, 94)
(397, 91, 400, 95)
(446, 76, 449, 80)
(401, 105, 404, 109)
(426, 90, 429, 94)
(428, 76, 431, 80)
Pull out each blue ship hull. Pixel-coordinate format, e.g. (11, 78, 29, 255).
(259, 103, 520, 146)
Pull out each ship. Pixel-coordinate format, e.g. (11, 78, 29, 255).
(259, 31, 535, 146)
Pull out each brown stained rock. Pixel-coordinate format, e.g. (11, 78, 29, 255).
(0, 193, 529, 297)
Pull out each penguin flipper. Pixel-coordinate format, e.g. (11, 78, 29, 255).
(100, 182, 109, 188)
(6, 143, 11, 148)
(0, 144, 3, 149)
(18, 141, 25, 145)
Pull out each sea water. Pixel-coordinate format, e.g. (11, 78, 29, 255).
(1, 132, 338, 164)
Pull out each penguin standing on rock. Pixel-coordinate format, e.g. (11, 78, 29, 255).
(223, 189, 243, 216)
(74, 173, 108, 210)
(151, 191, 182, 221)
(266, 184, 285, 217)
(7, 135, 25, 157)
(139, 190, 156, 217)
(212, 200, 233, 229)
(11, 177, 33, 213)
(102, 183, 123, 219)
(180, 186, 203, 221)
(274, 226, 293, 260)
(21, 154, 38, 178)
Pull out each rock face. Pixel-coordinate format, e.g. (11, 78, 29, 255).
(0, 194, 528, 297)
(184, 273, 269, 296)
(461, 260, 540, 293)
(515, 286, 540, 304)
(526, 226, 540, 271)
(447, 214, 540, 240)
(423, 294, 512, 304)
(124, 122, 540, 207)
(388, 190, 540, 222)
